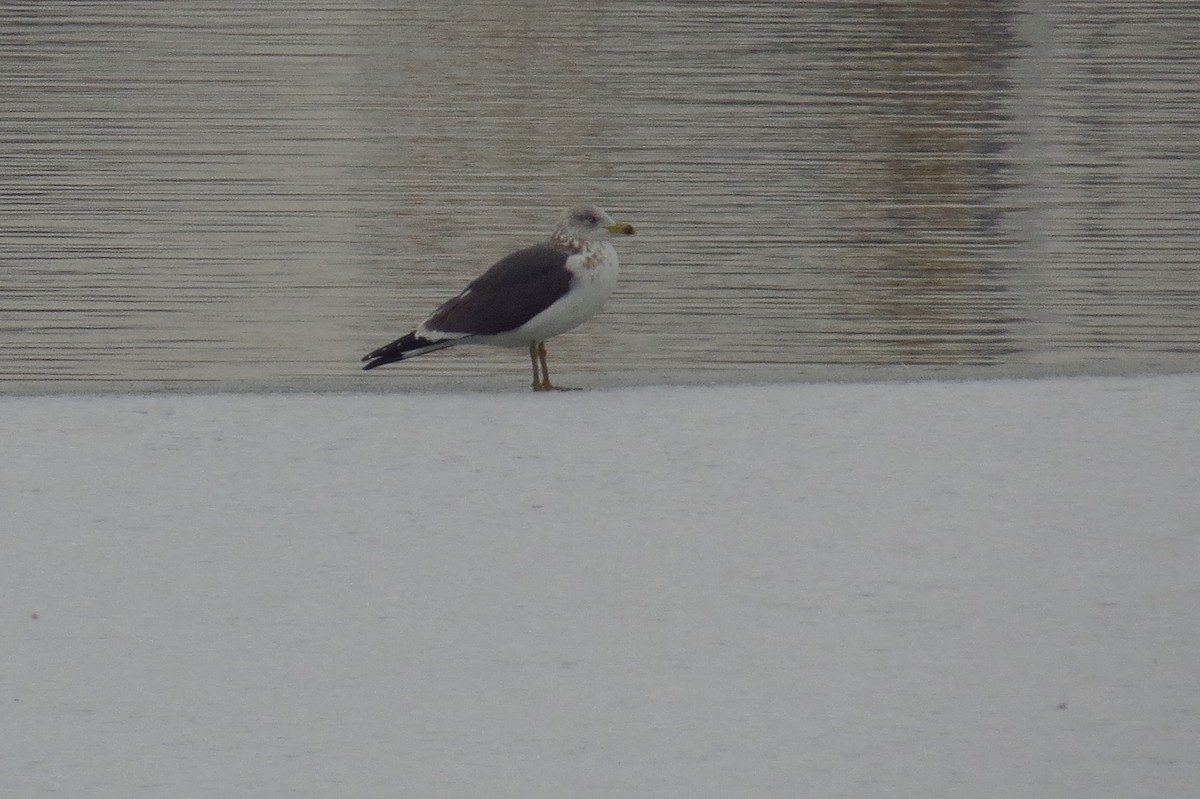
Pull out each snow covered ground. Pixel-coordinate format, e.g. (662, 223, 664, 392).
(4, 375, 1199, 798)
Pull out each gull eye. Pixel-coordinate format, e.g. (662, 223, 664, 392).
(581, 212, 598, 225)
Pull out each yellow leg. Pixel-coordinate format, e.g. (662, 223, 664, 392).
(529, 341, 542, 390)
(534, 341, 579, 391)
(537, 342, 552, 390)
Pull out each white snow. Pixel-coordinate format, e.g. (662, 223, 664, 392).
(4, 375, 1199, 798)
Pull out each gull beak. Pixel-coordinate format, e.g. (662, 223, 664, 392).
(607, 222, 636, 236)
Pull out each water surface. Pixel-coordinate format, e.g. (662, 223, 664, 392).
(2, 1, 1197, 392)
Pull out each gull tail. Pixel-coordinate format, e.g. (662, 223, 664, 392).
(361, 331, 458, 370)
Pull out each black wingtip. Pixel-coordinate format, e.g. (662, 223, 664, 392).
(361, 349, 400, 371)
(360, 331, 457, 371)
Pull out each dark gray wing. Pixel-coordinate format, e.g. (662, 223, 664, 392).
(422, 242, 575, 336)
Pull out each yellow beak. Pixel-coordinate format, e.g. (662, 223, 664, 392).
(607, 222, 636, 236)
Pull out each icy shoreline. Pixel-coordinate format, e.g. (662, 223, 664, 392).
(5, 375, 1199, 798)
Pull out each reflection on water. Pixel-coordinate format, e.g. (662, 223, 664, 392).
(1, 1, 1197, 392)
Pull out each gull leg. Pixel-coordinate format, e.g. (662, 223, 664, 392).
(529, 341, 542, 391)
(537, 342, 552, 390)
(536, 341, 579, 391)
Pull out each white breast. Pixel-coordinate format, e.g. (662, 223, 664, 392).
(494, 242, 619, 344)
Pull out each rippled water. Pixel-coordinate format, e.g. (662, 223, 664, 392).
(2, 1, 1198, 392)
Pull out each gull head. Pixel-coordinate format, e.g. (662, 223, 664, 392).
(553, 205, 636, 246)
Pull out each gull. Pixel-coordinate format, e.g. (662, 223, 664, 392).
(362, 205, 636, 390)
